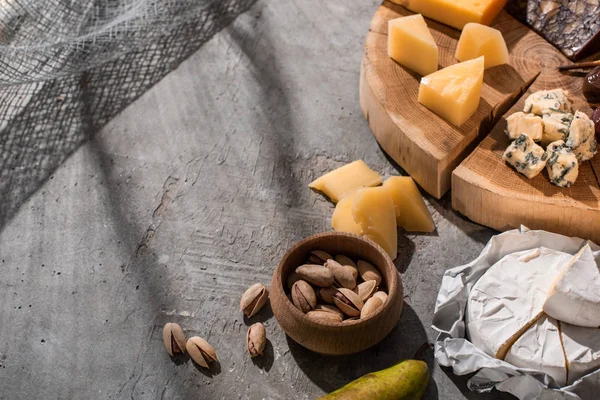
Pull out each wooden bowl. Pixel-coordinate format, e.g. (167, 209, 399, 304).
(270, 231, 404, 355)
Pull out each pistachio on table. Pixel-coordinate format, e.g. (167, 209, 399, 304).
(240, 283, 269, 318)
(315, 304, 344, 319)
(325, 259, 358, 290)
(296, 264, 335, 287)
(318, 286, 338, 304)
(361, 297, 383, 319)
(162, 322, 187, 357)
(186, 336, 217, 368)
(307, 310, 343, 323)
(292, 280, 317, 313)
(334, 254, 358, 270)
(357, 260, 382, 286)
(333, 288, 364, 317)
(308, 249, 333, 265)
(247, 323, 266, 358)
(372, 291, 388, 304)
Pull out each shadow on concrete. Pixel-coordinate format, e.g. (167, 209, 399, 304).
(251, 339, 274, 372)
(441, 367, 517, 400)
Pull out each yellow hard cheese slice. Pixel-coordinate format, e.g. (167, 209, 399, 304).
(352, 187, 398, 260)
(388, 14, 438, 76)
(331, 190, 363, 235)
(418, 56, 484, 127)
(392, 0, 507, 30)
(382, 176, 435, 232)
(455, 23, 508, 68)
(308, 160, 382, 203)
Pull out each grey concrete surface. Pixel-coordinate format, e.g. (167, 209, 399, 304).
(0, 1, 515, 399)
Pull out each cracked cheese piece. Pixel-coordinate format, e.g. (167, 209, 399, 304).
(388, 14, 438, 76)
(503, 134, 548, 179)
(351, 187, 397, 260)
(567, 111, 597, 162)
(331, 190, 363, 235)
(382, 176, 435, 232)
(543, 244, 600, 328)
(418, 56, 484, 127)
(561, 322, 600, 385)
(455, 23, 508, 68)
(466, 247, 574, 360)
(541, 111, 573, 147)
(308, 160, 382, 203)
(505, 111, 543, 141)
(505, 316, 567, 386)
(545, 141, 579, 188)
(524, 89, 572, 116)
(393, 0, 507, 30)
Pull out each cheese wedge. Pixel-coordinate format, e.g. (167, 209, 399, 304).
(388, 14, 438, 76)
(392, 0, 508, 30)
(308, 160, 382, 203)
(331, 190, 363, 235)
(418, 56, 484, 127)
(561, 322, 600, 384)
(382, 176, 435, 232)
(351, 187, 398, 260)
(505, 316, 568, 386)
(543, 244, 600, 328)
(455, 23, 508, 68)
(466, 247, 574, 360)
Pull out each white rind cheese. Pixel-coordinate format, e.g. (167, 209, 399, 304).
(541, 111, 573, 147)
(545, 141, 579, 188)
(466, 248, 573, 359)
(561, 322, 600, 384)
(505, 316, 567, 386)
(503, 134, 548, 179)
(505, 111, 543, 141)
(524, 89, 572, 116)
(543, 244, 600, 328)
(567, 111, 597, 162)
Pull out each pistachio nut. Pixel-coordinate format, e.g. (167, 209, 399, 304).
(333, 288, 364, 317)
(307, 310, 343, 323)
(343, 317, 360, 323)
(186, 336, 217, 368)
(372, 291, 388, 304)
(162, 322, 186, 357)
(355, 280, 378, 302)
(361, 296, 383, 319)
(334, 254, 358, 269)
(295, 264, 334, 287)
(240, 283, 269, 318)
(308, 250, 333, 265)
(247, 322, 266, 358)
(357, 260, 382, 286)
(318, 286, 338, 304)
(286, 271, 301, 290)
(325, 259, 357, 289)
(291, 280, 317, 313)
(315, 304, 344, 319)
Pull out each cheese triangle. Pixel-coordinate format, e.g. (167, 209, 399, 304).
(543, 244, 600, 328)
(331, 190, 363, 235)
(560, 322, 600, 385)
(308, 160, 382, 203)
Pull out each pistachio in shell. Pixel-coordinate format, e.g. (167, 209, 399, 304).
(315, 303, 344, 319)
(372, 291, 388, 304)
(318, 286, 338, 304)
(325, 259, 357, 290)
(162, 322, 186, 357)
(333, 288, 364, 317)
(307, 310, 343, 323)
(240, 283, 269, 318)
(357, 260, 382, 286)
(247, 323, 266, 358)
(361, 296, 383, 319)
(355, 280, 378, 302)
(334, 254, 357, 269)
(291, 280, 317, 313)
(308, 250, 333, 265)
(295, 264, 334, 287)
(186, 336, 217, 368)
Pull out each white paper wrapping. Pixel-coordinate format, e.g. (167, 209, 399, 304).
(432, 226, 600, 400)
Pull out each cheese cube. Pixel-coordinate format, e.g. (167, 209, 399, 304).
(382, 176, 435, 232)
(308, 160, 382, 203)
(331, 190, 363, 235)
(542, 111, 572, 146)
(524, 89, 572, 116)
(388, 14, 438, 76)
(455, 23, 508, 68)
(418, 56, 484, 127)
(545, 141, 579, 188)
(503, 134, 547, 179)
(351, 187, 398, 260)
(567, 111, 597, 162)
(505, 112, 543, 141)
(392, 0, 507, 30)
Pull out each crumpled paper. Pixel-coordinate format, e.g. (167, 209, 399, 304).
(432, 226, 600, 400)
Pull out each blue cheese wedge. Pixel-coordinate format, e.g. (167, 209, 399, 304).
(567, 111, 597, 162)
(524, 89, 572, 116)
(506, 112, 543, 141)
(541, 111, 573, 146)
(545, 141, 579, 187)
(503, 134, 548, 179)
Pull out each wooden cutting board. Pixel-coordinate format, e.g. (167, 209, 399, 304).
(360, 1, 600, 243)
